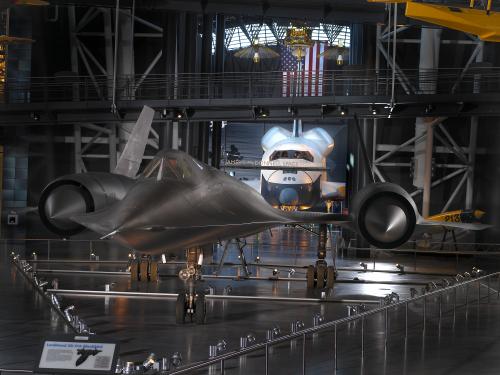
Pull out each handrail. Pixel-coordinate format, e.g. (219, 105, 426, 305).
(3, 67, 500, 104)
(167, 272, 500, 374)
(3, 237, 500, 249)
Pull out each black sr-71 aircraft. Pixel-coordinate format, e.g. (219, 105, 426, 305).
(38, 106, 488, 323)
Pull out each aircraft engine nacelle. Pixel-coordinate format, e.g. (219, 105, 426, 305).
(351, 183, 418, 249)
(38, 173, 134, 236)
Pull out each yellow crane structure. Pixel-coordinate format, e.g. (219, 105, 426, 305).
(369, 0, 500, 42)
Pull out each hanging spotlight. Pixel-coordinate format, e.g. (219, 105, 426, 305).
(253, 106, 269, 118)
(173, 108, 183, 119)
(339, 106, 348, 116)
(320, 104, 336, 117)
(369, 105, 378, 115)
(253, 51, 260, 63)
(425, 104, 435, 114)
(336, 53, 344, 66)
(160, 108, 169, 119)
(30, 112, 40, 121)
(185, 108, 195, 119)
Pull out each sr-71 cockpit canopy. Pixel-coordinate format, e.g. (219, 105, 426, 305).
(140, 150, 206, 182)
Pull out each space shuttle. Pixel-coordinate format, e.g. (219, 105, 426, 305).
(259, 120, 345, 210)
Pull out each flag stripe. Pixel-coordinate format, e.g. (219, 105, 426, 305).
(281, 42, 326, 97)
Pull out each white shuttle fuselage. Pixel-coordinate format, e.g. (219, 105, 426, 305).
(259, 121, 345, 210)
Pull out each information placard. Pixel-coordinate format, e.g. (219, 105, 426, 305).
(35, 336, 119, 374)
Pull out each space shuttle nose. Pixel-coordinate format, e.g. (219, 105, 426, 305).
(279, 188, 299, 206)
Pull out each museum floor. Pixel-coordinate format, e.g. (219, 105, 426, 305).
(1, 227, 500, 374)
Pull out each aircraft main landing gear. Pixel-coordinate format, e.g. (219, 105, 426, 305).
(306, 224, 337, 289)
(176, 247, 207, 325)
(306, 264, 336, 289)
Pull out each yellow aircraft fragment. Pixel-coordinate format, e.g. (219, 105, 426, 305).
(0, 35, 34, 44)
(367, 0, 500, 43)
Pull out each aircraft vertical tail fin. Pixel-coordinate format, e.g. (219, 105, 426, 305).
(113, 105, 155, 178)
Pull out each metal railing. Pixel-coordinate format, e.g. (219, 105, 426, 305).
(166, 272, 500, 374)
(3, 237, 500, 273)
(0, 238, 130, 261)
(3, 67, 500, 104)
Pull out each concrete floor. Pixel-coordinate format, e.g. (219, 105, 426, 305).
(1, 227, 500, 374)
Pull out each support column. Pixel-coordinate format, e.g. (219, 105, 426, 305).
(413, 27, 442, 218)
(109, 124, 117, 171)
(159, 11, 177, 151)
(211, 14, 224, 168)
(466, 42, 483, 209)
(103, 8, 114, 99)
(68, 6, 79, 101)
(421, 122, 434, 218)
(183, 13, 197, 156)
(115, 8, 136, 155)
(74, 125, 82, 173)
(199, 14, 213, 163)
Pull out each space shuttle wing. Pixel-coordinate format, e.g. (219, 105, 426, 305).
(321, 181, 346, 200)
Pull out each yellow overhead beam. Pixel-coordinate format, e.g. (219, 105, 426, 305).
(367, 0, 500, 42)
(367, 0, 409, 3)
(406, 2, 500, 42)
(13, 0, 49, 5)
(0, 35, 34, 44)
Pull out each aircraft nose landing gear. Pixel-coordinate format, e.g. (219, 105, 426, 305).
(176, 291, 206, 325)
(176, 247, 207, 325)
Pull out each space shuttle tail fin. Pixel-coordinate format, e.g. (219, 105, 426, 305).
(113, 106, 155, 178)
(292, 119, 303, 137)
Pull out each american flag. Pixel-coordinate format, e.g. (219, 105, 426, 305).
(281, 42, 326, 97)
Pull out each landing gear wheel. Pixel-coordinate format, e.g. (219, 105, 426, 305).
(306, 265, 315, 288)
(326, 266, 335, 288)
(176, 294, 186, 324)
(316, 265, 326, 289)
(195, 293, 206, 324)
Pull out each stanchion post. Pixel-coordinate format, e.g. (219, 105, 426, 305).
(465, 283, 469, 306)
(439, 292, 442, 323)
(497, 274, 500, 299)
(385, 309, 389, 347)
(334, 324, 338, 372)
(422, 296, 426, 334)
(477, 279, 480, 306)
(302, 333, 306, 375)
(361, 316, 365, 362)
(265, 343, 269, 375)
(405, 302, 408, 340)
